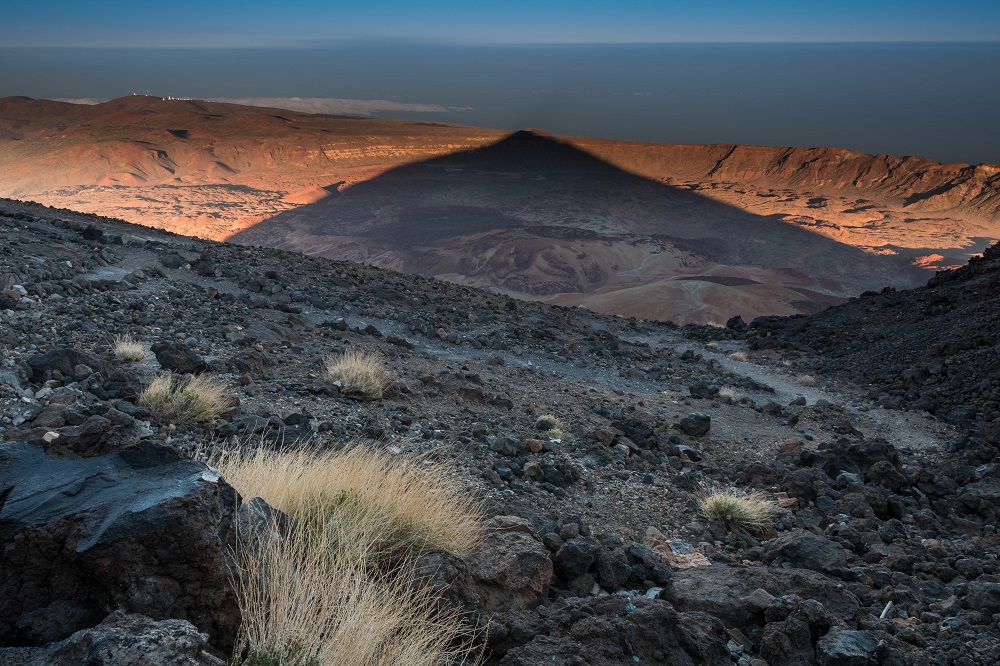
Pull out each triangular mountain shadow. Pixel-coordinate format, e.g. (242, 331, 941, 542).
(229, 131, 928, 323)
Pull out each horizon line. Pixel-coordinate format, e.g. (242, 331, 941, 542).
(3, 39, 999, 49)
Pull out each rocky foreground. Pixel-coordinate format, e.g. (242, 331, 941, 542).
(1, 197, 999, 665)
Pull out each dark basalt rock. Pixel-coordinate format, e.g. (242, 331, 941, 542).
(664, 565, 860, 630)
(150, 341, 209, 375)
(761, 531, 851, 573)
(677, 412, 711, 437)
(493, 596, 730, 666)
(26, 348, 111, 383)
(0, 440, 240, 653)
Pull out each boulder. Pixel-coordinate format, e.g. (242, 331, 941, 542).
(664, 565, 860, 629)
(26, 348, 111, 383)
(150, 342, 208, 375)
(0, 611, 224, 665)
(677, 413, 711, 437)
(465, 516, 553, 612)
(965, 580, 1000, 613)
(816, 627, 882, 666)
(495, 596, 729, 666)
(554, 536, 600, 580)
(761, 532, 851, 572)
(0, 440, 240, 653)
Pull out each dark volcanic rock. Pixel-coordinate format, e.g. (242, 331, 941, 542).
(465, 516, 553, 612)
(150, 341, 209, 375)
(761, 532, 851, 572)
(677, 412, 711, 437)
(664, 565, 860, 629)
(26, 348, 110, 383)
(0, 611, 224, 666)
(815, 626, 882, 666)
(494, 596, 730, 666)
(0, 440, 240, 652)
(554, 535, 600, 580)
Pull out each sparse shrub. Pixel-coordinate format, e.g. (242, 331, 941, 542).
(705, 341, 722, 351)
(215, 445, 485, 666)
(728, 351, 748, 362)
(718, 386, 746, 403)
(537, 414, 565, 440)
(697, 487, 779, 531)
(113, 334, 146, 363)
(323, 349, 390, 400)
(210, 445, 483, 565)
(138, 373, 233, 424)
(795, 374, 818, 387)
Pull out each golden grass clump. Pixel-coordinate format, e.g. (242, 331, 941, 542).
(718, 386, 746, 403)
(728, 351, 748, 362)
(138, 373, 234, 424)
(323, 349, 391, 400)
(210, 446, 484, 564)
(233, 532, 480, 666)
(697, 487, 780, 532)
(537, 414, 565, 440)
(795, 374, 818, 387)
(217, 445, 486, 666)
(113, 334, 146, 363)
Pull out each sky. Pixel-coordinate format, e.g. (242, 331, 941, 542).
(2, 2, 998, 164)
(4, 0, 1000, 47)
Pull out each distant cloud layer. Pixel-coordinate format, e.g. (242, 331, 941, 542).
(53, 98, 107, 105)
(53, 96, 470, 116)
(210, 97, 470, 116)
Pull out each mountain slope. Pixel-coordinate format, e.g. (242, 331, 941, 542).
(1, 95, 998, 323)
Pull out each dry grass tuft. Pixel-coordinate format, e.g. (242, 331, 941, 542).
(718, 386, 746, 403)
(323, 349, 390, 400)
(697, 487, 779, 531)
(218, 445, 486, 666)
(705, 341, 722, 351)
(232, 520, 481, 666)
(139, 373, 234, 424)
(795, 374, 818, 387)
(728, 351, 748, 362)
(113, 334, 146, 363)
(537, 414, 565, 440)
(210, 446, 484, 564)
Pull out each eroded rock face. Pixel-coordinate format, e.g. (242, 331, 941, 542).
(0, 440, 240, 653)
(0, 611, 225, 666)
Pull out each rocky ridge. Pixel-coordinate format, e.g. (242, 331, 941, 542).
(1, 197, 999, 664)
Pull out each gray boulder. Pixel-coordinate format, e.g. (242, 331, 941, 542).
(0, 440, 240, 653)
(816, 627, 882, 665)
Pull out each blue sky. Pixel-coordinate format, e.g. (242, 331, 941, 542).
(6, 0, 1000, 47)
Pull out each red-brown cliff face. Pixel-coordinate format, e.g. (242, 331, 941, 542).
(1, 95, 996, 323)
